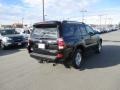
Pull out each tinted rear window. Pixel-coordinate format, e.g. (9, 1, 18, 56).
(32, 27, 58, 39)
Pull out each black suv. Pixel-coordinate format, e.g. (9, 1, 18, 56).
(27, 21, 102, 68)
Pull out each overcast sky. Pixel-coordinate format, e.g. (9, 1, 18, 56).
(0, 0, 120, 25)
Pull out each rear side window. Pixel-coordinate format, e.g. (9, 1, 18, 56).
(79, 25, 88, 35)
(62, 24, 74, 37)
(74, 25, 82, 36)
(62, 24, 85, 37)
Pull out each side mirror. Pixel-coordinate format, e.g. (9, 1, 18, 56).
(89, 32, 95, 36)
(94, 31, 100, 34)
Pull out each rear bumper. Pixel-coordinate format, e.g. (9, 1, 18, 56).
(30, 52, 57, 61)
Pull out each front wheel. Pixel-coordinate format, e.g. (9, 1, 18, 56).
(95, 42, 102, 54)
(73, 49, 83, 69)
(1, 43, 6, 50)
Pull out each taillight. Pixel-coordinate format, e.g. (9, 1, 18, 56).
(56, 53, 64, 59)
(57, 38, 65, 50)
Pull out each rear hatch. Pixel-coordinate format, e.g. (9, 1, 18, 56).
(31, 25, 59, 56)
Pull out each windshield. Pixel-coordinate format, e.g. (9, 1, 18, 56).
(0, 30, 19, 35)
(32, 28, 58, 39)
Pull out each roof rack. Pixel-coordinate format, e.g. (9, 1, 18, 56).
(62, 20, 85, 24)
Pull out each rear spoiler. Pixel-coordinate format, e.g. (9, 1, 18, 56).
(33, 21, 61, 28)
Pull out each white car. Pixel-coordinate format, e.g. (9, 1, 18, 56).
(16, 29, 31, 43)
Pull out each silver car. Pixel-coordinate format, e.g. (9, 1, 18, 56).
(0, 29, 26, 49)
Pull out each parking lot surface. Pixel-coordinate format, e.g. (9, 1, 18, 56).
(0, 30, 120, 90)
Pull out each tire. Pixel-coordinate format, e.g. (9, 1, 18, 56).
(1, 42, 6, 50)
(95, 42, 102, 54)
(73, 49, 83, 69)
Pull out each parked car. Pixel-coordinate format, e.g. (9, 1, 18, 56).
(27, 21, 102, 68)
(16, 29, 31, 43)
(0, 29, 26, 49)
(92, 28, 101, 34)
(19, 29, 31, 43)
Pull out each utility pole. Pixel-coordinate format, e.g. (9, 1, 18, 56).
(22, 17, 24, 28)
(42, 0, 45, 21)
(80, 10, 87, 22)
(104, 15, 107, 30)
(108, 18, 112, 25)
(108, 18, 113, 29)
(104, 16, 107, 25)
(99, 15, 103, 31)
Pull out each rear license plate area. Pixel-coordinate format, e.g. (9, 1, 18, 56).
(38, 43, 45, 49)
(18, 43, 22, 45)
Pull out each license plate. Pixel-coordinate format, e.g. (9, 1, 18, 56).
(38, 43, 45, 49)
(18, 43, 22, 45)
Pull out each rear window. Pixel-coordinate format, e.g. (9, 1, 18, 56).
(32, 27, 58, 39)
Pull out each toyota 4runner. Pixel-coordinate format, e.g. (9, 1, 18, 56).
(27, 21, 102, 68)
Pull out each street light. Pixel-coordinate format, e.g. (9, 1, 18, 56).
(42, 0, 45, 21)
(80, 10, 87, 22)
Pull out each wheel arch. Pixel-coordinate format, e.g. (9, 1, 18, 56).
(74, 44, 85, 54)
(100, 39, 102, 44)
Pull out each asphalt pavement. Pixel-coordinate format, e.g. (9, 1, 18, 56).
(0, 30, 120, 90)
